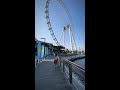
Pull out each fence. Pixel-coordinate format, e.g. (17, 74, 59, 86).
(57, 56, 85, 90)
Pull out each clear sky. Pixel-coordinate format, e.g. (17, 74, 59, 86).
(35, 0, 85, 51)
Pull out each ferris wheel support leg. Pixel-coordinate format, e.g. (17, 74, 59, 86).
(60, 29, 64, 46)
(72, 32, 77, 51)
(63, 29, 65, 48)
(69, 26, 73, 53)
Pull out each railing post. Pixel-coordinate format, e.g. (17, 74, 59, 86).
(69, 64, 72, 84)
(60, 58, 61, 67)
(63, 60, 65, 72)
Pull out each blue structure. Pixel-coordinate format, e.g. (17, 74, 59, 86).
(35, 40, 52, 67)
(37, 42, 42, 64)
(41, 44, 45, 58)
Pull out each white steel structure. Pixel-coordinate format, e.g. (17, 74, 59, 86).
(60, 25, 77, 53)
(45, 0, 77, 52)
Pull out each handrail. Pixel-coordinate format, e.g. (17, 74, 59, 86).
(59, 56, 85, 72)
(64, 59, 85, 72)
(57, 55, 85, 86)
(53, 52, 85, 90)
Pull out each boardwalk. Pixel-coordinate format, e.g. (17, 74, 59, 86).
(35, 55, 76, 90)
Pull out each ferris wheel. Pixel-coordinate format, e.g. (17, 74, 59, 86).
(45, 0, 77, 52)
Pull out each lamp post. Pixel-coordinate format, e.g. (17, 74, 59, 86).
(41, 38, 46, 43)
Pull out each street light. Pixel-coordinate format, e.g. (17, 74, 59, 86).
(41, 38, 46, 42)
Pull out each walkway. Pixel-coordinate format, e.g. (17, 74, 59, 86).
(35, 55, 76, 90)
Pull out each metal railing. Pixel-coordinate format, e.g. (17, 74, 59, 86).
(57, 56, 85, 90)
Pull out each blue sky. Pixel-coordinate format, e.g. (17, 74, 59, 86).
(35, 0, 85, 51)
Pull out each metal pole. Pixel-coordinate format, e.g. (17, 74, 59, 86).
(63, 60, 65, 72)
(63, 29, 65, 47)
(60, 58, 61, 67)
(69, 64, 72, 84)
